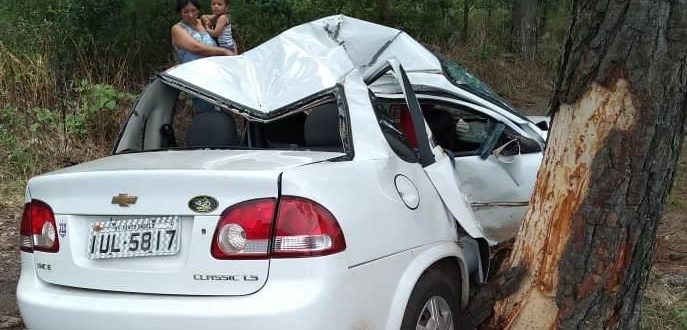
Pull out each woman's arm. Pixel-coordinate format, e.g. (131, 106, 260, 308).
(206, 14, 229, 38)
(171, 24, 232, 56)
(200, 15, 212, 29)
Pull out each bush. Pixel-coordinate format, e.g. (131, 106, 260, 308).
(0, 0, 177, 81)
(69, 80, 135, 141)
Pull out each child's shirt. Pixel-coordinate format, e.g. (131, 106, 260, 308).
(215, 15, 236, 51)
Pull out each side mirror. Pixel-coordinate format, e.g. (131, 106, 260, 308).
(493, 138, 520, 163)
(479, 122, 505, 160)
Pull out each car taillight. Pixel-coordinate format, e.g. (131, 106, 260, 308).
(272, 197, 345, 258)
(19, 204, 32, 252)
(19, 200, 59, 253)
(211, 197, 345, 259)
(212, 199, 276, 260)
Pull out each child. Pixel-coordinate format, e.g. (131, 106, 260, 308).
(201, 0, 237, 54)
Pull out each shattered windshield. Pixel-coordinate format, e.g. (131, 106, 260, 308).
(439, 57, 526, 120)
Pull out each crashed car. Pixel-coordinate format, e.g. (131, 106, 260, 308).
(17, 15, 546, 330)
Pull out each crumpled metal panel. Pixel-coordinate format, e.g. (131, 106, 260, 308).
(163, 15, 442, 117)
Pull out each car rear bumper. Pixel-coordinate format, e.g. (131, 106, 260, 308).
(17, 253, 352, 330)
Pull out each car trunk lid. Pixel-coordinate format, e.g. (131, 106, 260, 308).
(26, 150, 342, 296)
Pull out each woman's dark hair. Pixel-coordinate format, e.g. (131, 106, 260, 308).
(176, 0, 200, 12)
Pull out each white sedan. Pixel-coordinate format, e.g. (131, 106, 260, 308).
(17, 16, 546, 330)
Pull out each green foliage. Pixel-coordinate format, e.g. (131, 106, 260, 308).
(29, 108, 60, 134)
(67, 81, 135, 138)
(0, 0, 571, 80)
(679, 308, 687, 328)
(0, 106, 37, 176)
(0, 0, 177, 80)
(0, 79, 134, 178)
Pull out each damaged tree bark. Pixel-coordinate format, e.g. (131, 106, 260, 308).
(490, 0, 687, 329)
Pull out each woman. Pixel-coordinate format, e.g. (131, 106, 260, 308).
(171, 0, 232, 113)
(171, 0, 233, 63)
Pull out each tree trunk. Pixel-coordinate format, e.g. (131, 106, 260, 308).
(538, 0, 549, 39)
(510, 0, 538, 56)
(487, 1, 493, 21)
(491, 0, 687, 329)
(376, 0, 393, 25)
(462, 0, 469, 43)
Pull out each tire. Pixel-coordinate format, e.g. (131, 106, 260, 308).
(400, 268, 461, 330)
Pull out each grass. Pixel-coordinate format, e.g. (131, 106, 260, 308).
(0, 44, 133, 213)
(643, 142, 687, 329)
(0, 45, 57, 110)
(667, 144, 687, 210)
(642, 270, 687, 329)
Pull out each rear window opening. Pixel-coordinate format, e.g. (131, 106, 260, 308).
(114, 82, 351, 156)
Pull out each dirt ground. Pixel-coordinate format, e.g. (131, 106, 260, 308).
(653, 142, 687, 276)
(0, 144, 684, 330)
(0, 211, 21, 329)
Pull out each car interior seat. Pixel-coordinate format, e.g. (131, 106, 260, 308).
(397, 105, 418, 148)
(186, 111, 239, 148)
(304, 103, 343, 152)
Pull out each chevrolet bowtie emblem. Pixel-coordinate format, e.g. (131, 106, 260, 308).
(111, 193, 138, 207)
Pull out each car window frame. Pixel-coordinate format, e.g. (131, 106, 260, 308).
(114, 79, 355, 159)
(368, 91, 420, 163)
(364, 59, 435, 167)
(375, 93, 541, 158)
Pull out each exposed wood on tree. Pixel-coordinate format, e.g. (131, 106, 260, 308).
(490, 0, 687, 329)
(510, 0, 538, 56)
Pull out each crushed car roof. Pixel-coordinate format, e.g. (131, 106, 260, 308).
(162, 15, 442, 117)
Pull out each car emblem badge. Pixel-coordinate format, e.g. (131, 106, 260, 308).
(58, 223, 67, 238)
(189, 196, 219, 213)
(111, 193, 138, 207)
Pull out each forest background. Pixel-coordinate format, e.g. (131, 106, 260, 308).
(0, 0, 683, 329)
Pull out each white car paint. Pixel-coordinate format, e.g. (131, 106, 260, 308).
(456, 153, 543, 242)
(369, 91, 544, 242)
(18, 252, 404, 330)
(18, 15, 545, 330)
(25, 150, 345, 296)
(18, 68, 479, 329)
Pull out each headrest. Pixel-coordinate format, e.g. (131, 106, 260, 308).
(304, 103, 342, 148)
(186, 111, 238, 148)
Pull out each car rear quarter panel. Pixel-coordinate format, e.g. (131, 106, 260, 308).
(280, 158, 456, 268)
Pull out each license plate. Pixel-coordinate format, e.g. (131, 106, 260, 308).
(87, 217, 180, 259)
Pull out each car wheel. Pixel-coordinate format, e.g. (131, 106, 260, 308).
(401, 268, 461, 330)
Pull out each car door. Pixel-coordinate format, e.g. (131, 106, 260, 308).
(365, 60, 488, 243)
(417, 95, 543, 242)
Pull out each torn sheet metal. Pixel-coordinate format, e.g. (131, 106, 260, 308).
(424, 155, 487, 242)
(162, 15, 440, 118)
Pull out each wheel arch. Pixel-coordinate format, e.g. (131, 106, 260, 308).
(384, 242, 470, 330)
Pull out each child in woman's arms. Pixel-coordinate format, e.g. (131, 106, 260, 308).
(201, 0, 237, 54)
